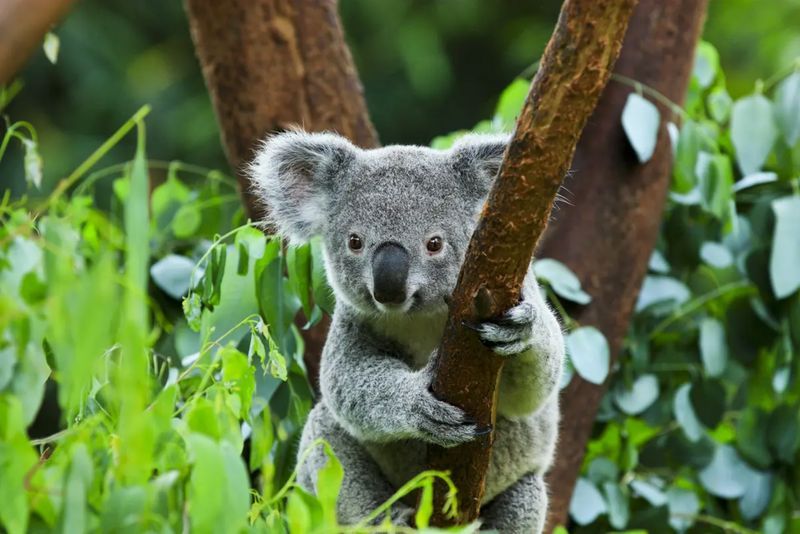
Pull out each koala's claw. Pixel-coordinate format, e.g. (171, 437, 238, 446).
(414, 390, 482, 447)
(464, 300, 536, 357)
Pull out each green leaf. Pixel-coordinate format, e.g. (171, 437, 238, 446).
(630, 479, 667, 506)
(736, 407, 772, 468)
(708, 87, 733, 123)
(767, 405, 800, 463)
(635, 276, 690, 312)
(621, 93, 660, 163)
(172, 204, 201, 238)
(614, 374, 659, 415)
(667, 487, 700, 531)
(697, 153, 733, 220)
(739, 470, 772, 520)
(493, 78, 529, 130)
(769, 196, 800, 298)
(674, 383, 704, 442)
(43, 32, 60, 64)
(569, 478, 607, 526)
(150, 254, 197, 299)
(61, 443, 94, 534)
(565, 326, 609, 385)
(287, 243, 313, 318)
(699, 317, 728, 377)
(774, 71, 800, 145)
(0, 397, 38, 534)
(316, 446, 344, 527)
(22, 138, 43, 189)
(693, 41, 719, 88)
(310, 237, 335, 314)
(730, 94, 778, 175)
(534, 258, 591, 304)
(733, 171, 778, 193)
(602, 482, 629, 530)
(690, 378, 725, 429)
(699, 242, 733, 269)
(186, 433, 249, 534)
(286, 490, 311, 533)
(699, 445, 758, 499)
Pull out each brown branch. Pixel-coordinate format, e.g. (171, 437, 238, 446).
(541, 1, 708, 529)
(184, 0, 379, 221)
(0, 0, 76, 85)
(426, 0, 638, 526)
(184, 0, 379, 378)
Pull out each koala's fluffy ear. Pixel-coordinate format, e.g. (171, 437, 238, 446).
(450, 133, 510, 198)
(248, 131, 357, 243)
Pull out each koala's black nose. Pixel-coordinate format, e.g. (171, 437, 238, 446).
(372, 242, 409, 305)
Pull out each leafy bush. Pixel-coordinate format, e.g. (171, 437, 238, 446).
(1, 40, 799, 533)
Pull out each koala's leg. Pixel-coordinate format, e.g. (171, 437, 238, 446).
(297, 403, 413, 526)
(479, 472, 547, 534)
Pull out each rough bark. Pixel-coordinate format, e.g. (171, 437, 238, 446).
(0, 0, 75, 85)
(426, 0, 638, 526)
(541, 0, 708, 530)
(184, 0, 379, 378)
(184, 0, 379, 222)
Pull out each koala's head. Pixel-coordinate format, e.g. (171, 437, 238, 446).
(249, 130, 507, 317)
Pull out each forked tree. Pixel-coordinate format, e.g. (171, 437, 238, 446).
(183, 0, 708, 529)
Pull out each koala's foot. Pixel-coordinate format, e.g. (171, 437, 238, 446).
(480, 472, 547, 534)
(412, 383, 491, 447)
(464, 300, 536, 357)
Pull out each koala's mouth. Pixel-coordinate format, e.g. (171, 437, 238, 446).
(372, 289, 421, 314)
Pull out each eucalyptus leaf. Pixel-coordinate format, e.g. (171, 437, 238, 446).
(699, 445, 757, 499)
(673, 384, 704, 442)
(774, 71, 800, 145)
(569, 478, 607, 526)
(614, 374, 659, 415)
(730, 93, 778, 175)
(150, 254, 197, 299)
(621, 93, 661, 163)
(769, 196, 800, 298)
(533, 258, 591, 304)
(699, 317, 728, 377)
(733, 172, 777, 192)
(565, 326, 609, 385)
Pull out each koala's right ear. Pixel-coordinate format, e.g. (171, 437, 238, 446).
(248, 131, 357, 243)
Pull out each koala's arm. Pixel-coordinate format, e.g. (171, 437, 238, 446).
(472, 271, 565, 419)
(319, 314, 481, 447)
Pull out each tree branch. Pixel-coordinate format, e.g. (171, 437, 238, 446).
(426, 0, 638, 526)
(184, 0, 379, 221)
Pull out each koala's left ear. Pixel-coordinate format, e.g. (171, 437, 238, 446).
(450, 133, 510, 198)
(248, 130, 358, 243)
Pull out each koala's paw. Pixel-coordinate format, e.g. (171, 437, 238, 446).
(413, 387, 490, 448)
(464, 300, 536, 357)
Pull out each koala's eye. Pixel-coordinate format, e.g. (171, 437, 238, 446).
(348, 234, 364, 252)
(426, 236, 443, 254)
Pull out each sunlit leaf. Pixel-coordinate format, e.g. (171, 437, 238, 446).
(565, 327, 609, 385)
(621, 93, 660, 163)
(730, 93, 778, 175)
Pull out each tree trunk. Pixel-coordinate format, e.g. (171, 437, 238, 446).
(184, 0, 379, 221)
(184, 0, 379, 378)
(540, 0, 708, 530)
(426, 0, 638, 526)
(0, 0, 75, 85)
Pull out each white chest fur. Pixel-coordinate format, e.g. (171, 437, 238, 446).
(368, 311, 448, 369)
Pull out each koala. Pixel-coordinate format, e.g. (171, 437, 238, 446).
(249, 130, 565, 533)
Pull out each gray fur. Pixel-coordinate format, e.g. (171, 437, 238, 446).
(249, 131, 564, 532)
